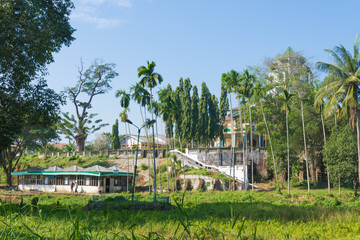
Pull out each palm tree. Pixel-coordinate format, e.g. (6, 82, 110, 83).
(158, 85, 176, 190)
(138, 61, 163, 202)
(314, 87, 330, 194)
(241, 69, 255, 191)
(280, 89, 295, 193)
(222, 70, 239, 190)
(316, 36, 360, 185)
(149, 100, 161, 193)
(253, 82, 278, 183)
(115, 89, 131, 191)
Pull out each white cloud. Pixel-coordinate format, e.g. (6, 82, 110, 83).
(73, 0, 133, 28)
(72, 12, 122, 29)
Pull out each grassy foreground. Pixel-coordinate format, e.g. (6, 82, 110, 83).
(1, 187, 360, 239)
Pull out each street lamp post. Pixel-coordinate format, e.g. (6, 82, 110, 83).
(126, 119, 156, 202)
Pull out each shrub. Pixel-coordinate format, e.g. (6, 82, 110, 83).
(184, 179, 192, 191)
(140, 163, 148, 170)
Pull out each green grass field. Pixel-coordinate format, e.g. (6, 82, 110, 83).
(1, 187, 360, 239)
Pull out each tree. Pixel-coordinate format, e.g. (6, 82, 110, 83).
(0, 0, 75, 156)
(316, 36, 360, 184)
(253, 82, 278, 183)
(0, 80, 63, 186)
(59, 60, 118, 151)
(92, 133, 111, 151)
(174, 78, 184, 147)
(241, 69, 255, 190)
(0, 0, 75, 87)
(324, 124, 358, 194)
(138, 60, 163, 202)
(181, 78, 192, 145)
(219, 80, 229, 147)
(280, 89, 295, 193)
(199, 82, 209, 146)
(111, 119, 120, 150)
(208, 94, 221, 144)
(191, 86, 200, 146)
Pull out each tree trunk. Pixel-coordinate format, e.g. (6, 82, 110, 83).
(149, 88, 157, 201)
(321, 113, 330, 194)
(75, 135, 86, 152)
(261, 100, 277, 182)
(228, 92, 234, 191)
(238, 98, 246, 188)
(243, 103, 248, 190)
(301, 100, 310, 193)
(286, 109, 290, 193)
(125, 121, 129, 192)
(249, 102, 254, 191)
(356, 111, 360, 186)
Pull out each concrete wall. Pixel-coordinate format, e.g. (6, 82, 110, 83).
(18, 184, 99, 193)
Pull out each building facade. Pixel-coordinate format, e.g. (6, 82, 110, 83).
(12, 165, 134, 194)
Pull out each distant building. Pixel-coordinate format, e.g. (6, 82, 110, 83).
(119, 134, 167, 149)
(267, 47, 312, 94)
(51, 143, 69, 149)
(222, 106, 266, 148)
(12, 165, 133, 194)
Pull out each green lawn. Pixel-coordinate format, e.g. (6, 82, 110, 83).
(1, 188, 360, 239)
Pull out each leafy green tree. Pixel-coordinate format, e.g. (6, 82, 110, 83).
(59, 61, 118, 151)
(158, 84, 175, 140)
(324, 124, 358, 194)
(191, 86, 200, 146)
(181, 78, 192, 145)
(174, 78, 184, 146)
(208, 94, 221, 144)
(0, 80, 62, 186)
(219, 80, 229, 147)
(0, 0, 74, 156)
(199, 82, 209, 146)
(111, 119, 120, 150)
(316, 36, 360, 183)
(0, 0, 75, 87)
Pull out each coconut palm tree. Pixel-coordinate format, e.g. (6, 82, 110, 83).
(138, 61, 163, 202)
(316, 36, 360, 184)
(280, 89, 295, 193)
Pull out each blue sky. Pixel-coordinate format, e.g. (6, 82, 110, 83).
(47, 0, 359, 141)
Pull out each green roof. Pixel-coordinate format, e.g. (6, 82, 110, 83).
(11, 165, 134, 177)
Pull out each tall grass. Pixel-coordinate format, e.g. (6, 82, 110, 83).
(0, 189, 360, 239)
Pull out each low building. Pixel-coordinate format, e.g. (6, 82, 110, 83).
(120, 134, 167, 149)
(11, 165, 134, 194)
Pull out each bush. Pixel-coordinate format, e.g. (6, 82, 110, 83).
(160, 162, 167, 173)
(140, 163, 148, 170)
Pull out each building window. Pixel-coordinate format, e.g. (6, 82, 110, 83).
(86, 177, 90, 186)
(64, 177, 69, 185)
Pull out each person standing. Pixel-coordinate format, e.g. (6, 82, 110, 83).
(75, 181, 78, 193)
(70, 181, 74, 192)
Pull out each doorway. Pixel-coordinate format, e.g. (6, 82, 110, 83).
(105, 178, 110, 193)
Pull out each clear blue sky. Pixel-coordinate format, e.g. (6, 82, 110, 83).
(47, 0, 359, 141)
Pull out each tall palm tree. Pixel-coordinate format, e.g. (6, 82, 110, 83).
(316, 36, 360, 184)
(158, 85, 176, 190)
(138, 61, 163, 202)
(280, 89, 295, 193)
(253, 82, 278, 183)
(115, 89, 131, 191)
(314, 87, 330, 194)
(241, 69, 255, 190)
(222, 70, 238, 190)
